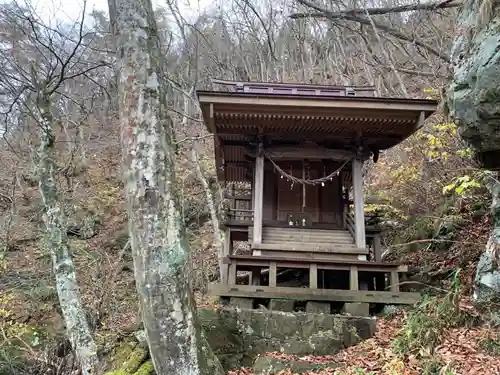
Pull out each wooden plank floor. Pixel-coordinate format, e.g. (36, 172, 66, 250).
(209, 284, 421, 305)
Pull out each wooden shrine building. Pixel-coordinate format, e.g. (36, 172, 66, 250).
(197, 80, 437, 313)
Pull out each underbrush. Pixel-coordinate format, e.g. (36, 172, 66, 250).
(393, 270, 482, 374)
(478, 334, 500, 356)
(0, 343, 79, 375)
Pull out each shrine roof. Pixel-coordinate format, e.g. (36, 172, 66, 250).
(196, 80, 438, 182)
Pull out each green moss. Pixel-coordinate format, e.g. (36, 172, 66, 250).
(111, 342, 136, 368)
(106, 341, 149, 375)
(133, 360, 154, 375)
(104, 371, 129, 375)
(122, 346, 148, 373)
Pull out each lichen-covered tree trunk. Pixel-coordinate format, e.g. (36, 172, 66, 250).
(36, 92, 98, 374)
(108, 1, 224, 374)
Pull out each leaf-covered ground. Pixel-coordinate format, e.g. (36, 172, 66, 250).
(227, 308, 500, 375)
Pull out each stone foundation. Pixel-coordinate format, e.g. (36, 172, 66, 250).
(103, 307, 376, 374)
(199, 307, 376, 370)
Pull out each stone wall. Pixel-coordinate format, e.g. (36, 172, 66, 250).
(200, 307, 375, 370)
(103, 307, 376, 374)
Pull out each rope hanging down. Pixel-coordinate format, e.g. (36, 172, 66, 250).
(264, 153, 353, 186)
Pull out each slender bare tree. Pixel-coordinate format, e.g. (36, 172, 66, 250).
(0, 2, 103, 373)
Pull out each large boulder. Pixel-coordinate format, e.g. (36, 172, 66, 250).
(447, 0, 500, 170)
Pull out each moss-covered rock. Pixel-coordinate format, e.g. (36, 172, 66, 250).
(104, 341, 151, 375)
(133, 360, 154, 375)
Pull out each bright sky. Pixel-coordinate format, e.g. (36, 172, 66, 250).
(23, 0, 213, 25)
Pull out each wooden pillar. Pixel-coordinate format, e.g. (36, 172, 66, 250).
(253, 149, 264, 244)
(269, 261, 277, 287)
(309, 264, 318, 289)
(349, 265, 359, 291)
(228, 262, 237, 286)
(390, 271, 400, 292)
(352, 158, 366, 260)
(221, 227, 231, 284)
(373, 234, 382, 262)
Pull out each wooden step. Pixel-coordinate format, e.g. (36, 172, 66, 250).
(264, 227, 350, 235)
(250, 227, 355, 244)
(264, 230, 353, 240)
(251, 242, 368, 254)
(256, 250, 362, 262)
(263, 231, 354, 239)
(264, 235, 354, 244)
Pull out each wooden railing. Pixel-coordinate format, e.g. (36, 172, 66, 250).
(344, 211, 356, 241)
(344, 211, 383, 261)
(225, 194, 253, 221)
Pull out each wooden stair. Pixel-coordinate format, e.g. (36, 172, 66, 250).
(249, 226, 366, 260)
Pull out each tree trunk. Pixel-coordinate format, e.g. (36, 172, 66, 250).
(108, 0, 224, 374)
(36, 92, 98, 374)
(191, 146, 225, 282)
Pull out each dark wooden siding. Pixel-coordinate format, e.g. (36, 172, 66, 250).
(263, 161, 343, 225)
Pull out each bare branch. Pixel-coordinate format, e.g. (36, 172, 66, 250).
(290, 0, 462, 20)
(48, 0, 87, 94)
(292, 0, 451, 63)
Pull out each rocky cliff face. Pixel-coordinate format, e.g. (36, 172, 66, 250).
(447, 0, 500, 170)
(447, 0, 500, 309)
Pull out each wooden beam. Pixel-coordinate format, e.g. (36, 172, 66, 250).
(198, 93, 437, 113)
(252, 146, 264, 244)
(255, 146, 362, 161)
(352, 158, 366, 257)
(217, 131, 406, 142)
(208, 284, 421, 305)
(224, 255, 408, 272)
